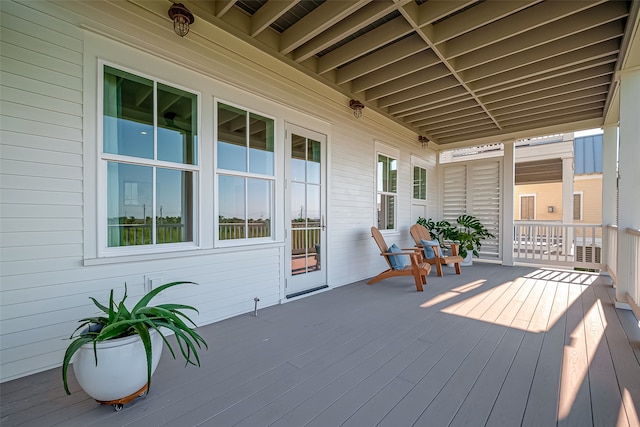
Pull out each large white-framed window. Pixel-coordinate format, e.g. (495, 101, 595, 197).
(376, 143, 399, 231)
(573, 191, 583, 221)
(100, 64, 200, 254)
(216, 101, 275, 244)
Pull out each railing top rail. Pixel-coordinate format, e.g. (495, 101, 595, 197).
(606, 224, 618, 230)
(626, 227, 640, 237)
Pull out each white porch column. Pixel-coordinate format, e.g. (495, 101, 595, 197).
(602, 125, 618, 227)
(602, 125, 618, 282)
(502, 140, 515, 266)
(562, 155, 574, 255)
(616, 67, 640, 307)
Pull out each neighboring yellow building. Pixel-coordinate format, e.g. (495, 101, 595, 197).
(515, 175, 602, 224)
(514, 131, 604, 225)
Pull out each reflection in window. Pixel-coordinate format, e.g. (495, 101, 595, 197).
(413, 166, 426, 200)
(102, 65, 198, 249)
(217, 102, 275, 242)
(377, 154, 397, 230)
(290, 133, 322, 275)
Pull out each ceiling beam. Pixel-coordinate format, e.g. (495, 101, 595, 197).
(250, 0, 300, 37)
(280, 0, 371, 55)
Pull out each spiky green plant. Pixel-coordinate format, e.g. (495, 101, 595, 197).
(62, 281, 207, 395)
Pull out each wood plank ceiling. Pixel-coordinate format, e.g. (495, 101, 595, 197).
(187, 0, 637, 148)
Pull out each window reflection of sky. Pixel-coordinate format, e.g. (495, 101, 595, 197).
(218, 175, 273, 221)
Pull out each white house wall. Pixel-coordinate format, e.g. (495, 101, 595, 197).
(0, 0, 438, 382)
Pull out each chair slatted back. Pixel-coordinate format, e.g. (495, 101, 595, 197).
(371, 226, 393, 269)
(410, 224, 434, 247)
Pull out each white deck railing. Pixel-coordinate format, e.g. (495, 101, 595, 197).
(624, 227, 640, 315)
(514, 221, 604, 269)
(108, 223, 185, 246)
(605, 225, 618, 282)
(218, 222, 271, 240)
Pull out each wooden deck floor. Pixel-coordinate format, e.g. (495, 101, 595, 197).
(2, 264, 640, 426)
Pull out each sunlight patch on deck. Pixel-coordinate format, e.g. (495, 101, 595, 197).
(419, 280, 486, 308)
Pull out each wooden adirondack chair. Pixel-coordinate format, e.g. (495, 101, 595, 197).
(368, 226, 431, 291)
(410, 223, 463, 276)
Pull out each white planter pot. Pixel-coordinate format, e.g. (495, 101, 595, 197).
(448, 252, 473, 267)
(72, 328, 163, 402)
(460, 252, 473, 266)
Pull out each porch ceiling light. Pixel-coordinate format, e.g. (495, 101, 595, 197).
(168, 3, 194, 37)
(349, 99, 364, 119)
(419, 135, 429, 148)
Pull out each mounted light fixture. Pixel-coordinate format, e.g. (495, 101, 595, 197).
(349, 99, 364, 119)
(168, 3, 194, 37)
(418, 135, 429, 148)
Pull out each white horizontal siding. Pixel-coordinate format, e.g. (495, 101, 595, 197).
(0, 130, 82, 155)
(0, 0, 431, 383)
(0, 244, 83, 262)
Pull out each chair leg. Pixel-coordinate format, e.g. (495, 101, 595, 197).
(410, 255, 424, 291)
(435, 261, 444, 277)
(454, 263, 461, 274)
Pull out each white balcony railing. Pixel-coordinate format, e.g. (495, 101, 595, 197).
(605, 225, 618, 282)
(514, 221, 604, 269)
(218, 222, 271, 240)
(624, 227, 640, 315)
(108, 223, 185, 246)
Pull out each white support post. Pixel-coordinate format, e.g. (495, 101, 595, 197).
(616, 67, 640, 308)
(502, 140, 515, 266)
(562, 156, 574, 255)
(602, 125, 618, 282)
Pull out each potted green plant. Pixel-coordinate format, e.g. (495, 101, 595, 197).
(417, 215, 494, 262)
(449, 214, 494, 262)
(62, 281, 207, 409)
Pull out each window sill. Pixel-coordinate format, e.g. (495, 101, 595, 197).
(84, 241, 284, 266)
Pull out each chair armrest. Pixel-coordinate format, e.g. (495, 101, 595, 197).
(381, 251, 418, 256)
(440, 241, 460, 256)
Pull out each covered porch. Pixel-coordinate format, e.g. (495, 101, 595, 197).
(2, 264, 639, 426)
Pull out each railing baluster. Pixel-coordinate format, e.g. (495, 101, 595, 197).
(513, 221, 603, 269)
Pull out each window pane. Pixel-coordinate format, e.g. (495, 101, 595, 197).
(307, 139, 321, 184)
(156, 168, 194, 244)
(388, 157, 397, 192)
(378, 154, 397, 192)
(217, 104, 247, 172)
(291, 182, 306, 222)
(413, 166, 426, 200)
(103, 66, 154, 159)
(307, 184, 321, 225)
(291, 134, 306, 182)
(247, 178, 271, 238)
(249, 112, 274, 176)
(107, 162, 153, 246)
(218, 175, 246, 240)
(377, 194, 395, 230)
(157, 84, 197, 165)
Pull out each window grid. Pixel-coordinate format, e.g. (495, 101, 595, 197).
(377, 153, 397, 230)
(216, 101, 275, 243)
(101, 64, 200, 251)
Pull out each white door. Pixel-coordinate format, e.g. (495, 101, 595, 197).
(285, 124, 327, 298)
